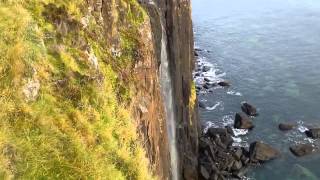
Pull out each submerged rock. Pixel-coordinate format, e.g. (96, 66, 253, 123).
(279, 123, 295, 131)
(234, 112, 254, 129)
(249, 141, 280, 162)
(305, 128, 320, 139)
(241, 102, 258, 116)
(218, 81, 231, 87)
(287, 164, 318, 180)
(289, 144, 314, 157)
(199, 101, 206, 109)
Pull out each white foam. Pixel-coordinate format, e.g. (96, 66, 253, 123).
(233, 129, 249, 136)
(205, 101, 222, 110)
(297, 120, 309, 132)
(227, 90, 243, 96)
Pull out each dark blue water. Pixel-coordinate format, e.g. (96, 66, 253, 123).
(192, 0, 320, 179)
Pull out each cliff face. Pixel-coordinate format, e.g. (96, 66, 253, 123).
(0, 0, 198, 179)
(139, 0, 200, 179)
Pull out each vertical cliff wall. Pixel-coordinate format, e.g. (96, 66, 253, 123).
(140, 0, 200, 179)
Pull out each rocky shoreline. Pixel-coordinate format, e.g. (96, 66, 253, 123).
(194, 48, 320, 180)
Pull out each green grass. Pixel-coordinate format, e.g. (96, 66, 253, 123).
(0, 0, 153, 179)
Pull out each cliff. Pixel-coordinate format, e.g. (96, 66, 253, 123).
(0, 0, 198, 179)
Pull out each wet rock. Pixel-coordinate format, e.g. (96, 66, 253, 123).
(218, 81, 231, 87)
(232, 167, 248, 179)
(207, 128, 228, 137)
(305, 128, 320, 139)
(220, 134, 234, 148)
(234, 112, 254, 129)
(225, 126, 235, 136)
(204, 77, 212, 82)
(279, 123, 295, 131)
(289, 144, 314, 157)
(249, 141, 280, 162)
(199, 102, 206, 109)
(200, 165, 210, 180)
(202, 66, 211, 72)
(232, 148, 243, 160)
(194, 51, 199, 57)
(288, 164, 318, 180)
(241, 102, 258, 116)
(195, 48, 203, 52)
(203, 83, 215, 89)
(231, 161, 242, 171)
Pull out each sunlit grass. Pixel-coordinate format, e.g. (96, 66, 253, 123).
(0, 0, 153, 179)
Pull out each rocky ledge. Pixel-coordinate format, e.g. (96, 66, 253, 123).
(199, 126, 280, 180)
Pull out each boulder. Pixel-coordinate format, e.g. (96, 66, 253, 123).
(279, 123, 295, 131)
(218, 81, 231, 87)
(249, 141, 280, 162)
(305, 128, 320, 139)
(241, 102, 258, 116)
(289, 144, 314, 157)
(234, 112, 254, 129)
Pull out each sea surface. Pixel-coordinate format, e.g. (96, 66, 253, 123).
(192, 0, 320, 179)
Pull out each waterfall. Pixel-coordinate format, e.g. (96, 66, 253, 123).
(159, 20, 179, 180)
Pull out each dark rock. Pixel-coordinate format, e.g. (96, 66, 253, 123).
(233, 148, 243, 160)
(234, 112, 254, 129)
(200, 165, 210, 180)
(279, 123, 295, 131)
(240, 155, 250, 165)
(290, 144, 314, 157)
(207, 128, 228, 137)
(195, 48, 203, 52)
(204, 77, 211, 82)
(220, 133, 234, 148)
(218, 81, 231, 87)
(305, 128, 320, 139)
(199, 102, 206, 109)
(225, 126, 235, 136)
(202, 66, 211, 72)
(203, 83, 215, 89)
(232, 167, 248, 179)
(249, 141, 280, 162)
(241, 102, 258, 116)
(231, 161, 242, 171)
(194, 51, 199, 57)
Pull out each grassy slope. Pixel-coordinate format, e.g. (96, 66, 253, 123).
(0, 0, 153, 179)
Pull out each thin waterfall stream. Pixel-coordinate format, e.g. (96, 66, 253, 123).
(159, 19, 179, 180)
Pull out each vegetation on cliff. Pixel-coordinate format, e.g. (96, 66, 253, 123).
(0, 0, 153, 179)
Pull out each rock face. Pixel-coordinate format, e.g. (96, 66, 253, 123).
(305, 128, 320, 139)
(290, 144, 314, 157)
(142, 0, 200, 179)
(241, 102, 258, 116)
(249, 141, 280, 162)
(234, 112, 254, 129)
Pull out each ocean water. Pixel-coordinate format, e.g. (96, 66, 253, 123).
(192, 0, 320, 179)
